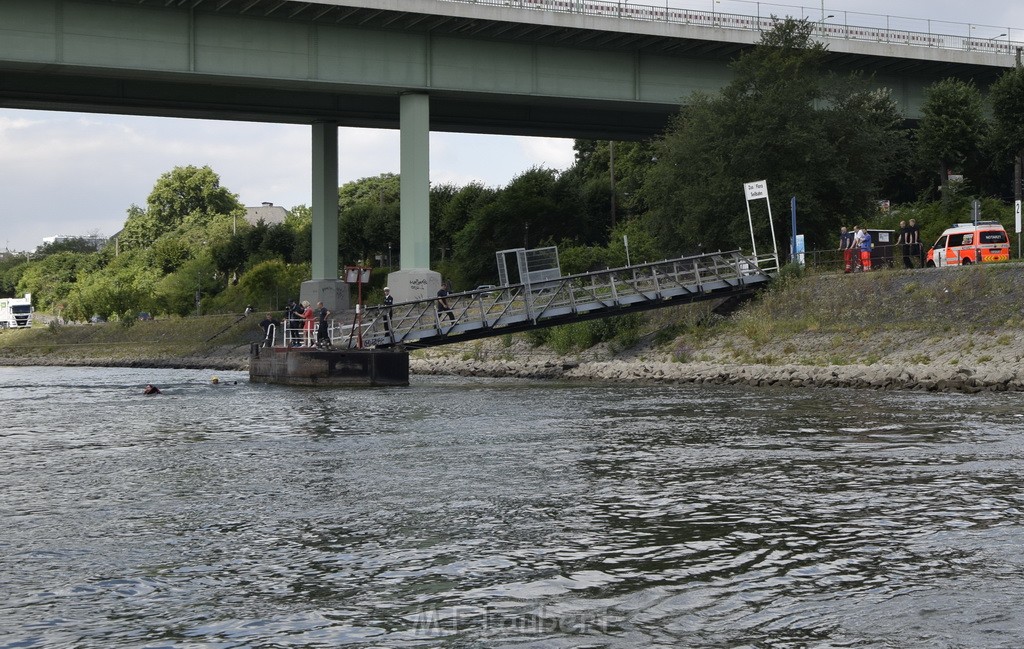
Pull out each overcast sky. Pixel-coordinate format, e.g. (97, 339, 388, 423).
(2, 0, 1022, 252)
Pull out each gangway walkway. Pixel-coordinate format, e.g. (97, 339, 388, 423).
(347, 250, 774, 350)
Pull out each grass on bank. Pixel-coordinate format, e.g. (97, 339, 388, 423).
(688, 262, 1024, 366)
(0, 313, 263, 363)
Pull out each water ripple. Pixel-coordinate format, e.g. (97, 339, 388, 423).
(2, 370, 1024, 647)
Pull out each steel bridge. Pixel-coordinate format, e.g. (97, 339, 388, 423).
(329, 250, 776, 350)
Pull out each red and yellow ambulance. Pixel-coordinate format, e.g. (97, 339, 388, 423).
(926, 221, 1010, 267)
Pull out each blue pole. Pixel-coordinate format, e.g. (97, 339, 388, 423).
(790, 196, 797, 262)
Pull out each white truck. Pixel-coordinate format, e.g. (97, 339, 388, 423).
(0, 293, 33, 328)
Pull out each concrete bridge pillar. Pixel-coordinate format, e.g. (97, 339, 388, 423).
(301, 120, 350, 313)
(389, 92, 442, 302)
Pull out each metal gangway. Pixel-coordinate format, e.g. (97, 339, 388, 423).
(349, 250, 774, 350)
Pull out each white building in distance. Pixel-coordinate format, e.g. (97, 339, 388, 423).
(40, 234, 108, 250)
(244, 202, 288, 226)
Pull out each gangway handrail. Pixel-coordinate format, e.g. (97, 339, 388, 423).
(355, 249, 773, 349)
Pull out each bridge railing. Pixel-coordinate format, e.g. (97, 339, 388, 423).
(441, 0, 1020, 55)
(355, 249, 772, 348)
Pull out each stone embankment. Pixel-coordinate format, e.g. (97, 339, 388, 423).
(410, 356, 1024, 392)
(409, 260, 1024, 394)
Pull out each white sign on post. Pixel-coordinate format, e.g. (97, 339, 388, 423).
(744, 180, 769, 201)
(742, 180, 778, 269)
(1016, 200, 1022, 260)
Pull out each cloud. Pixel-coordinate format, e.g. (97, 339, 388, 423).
(0, 110, 577, 251)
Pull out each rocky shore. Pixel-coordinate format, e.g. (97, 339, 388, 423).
(410, 353, 1024, 393)
(9, 340, 1019, 393)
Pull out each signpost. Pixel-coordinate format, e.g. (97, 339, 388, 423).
(344, 266, 372, 348)
(1016, 199, 1021, 258)
(743, 180, 779, 269)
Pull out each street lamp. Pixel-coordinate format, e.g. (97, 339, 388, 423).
(819, 13, 835, 35)
(989, 33, 1008, 41)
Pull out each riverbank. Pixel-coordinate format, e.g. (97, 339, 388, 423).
(4, 264, 1024, 392)
(410, 263, 1024, 392)
(411, 344, 1024, 392)
(0, 313, 257, 371)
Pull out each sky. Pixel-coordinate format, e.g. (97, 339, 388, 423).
(2, 0, 1022, 252)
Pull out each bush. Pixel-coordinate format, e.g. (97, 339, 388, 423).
(540, 313, 644, 355)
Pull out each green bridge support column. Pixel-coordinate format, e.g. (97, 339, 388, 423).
(390, 92, 441, 302)
(301, 120, 349, 313)
(312, 120, 339, 280)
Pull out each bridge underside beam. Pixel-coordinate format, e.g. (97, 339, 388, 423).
(0, 68, 676, 141)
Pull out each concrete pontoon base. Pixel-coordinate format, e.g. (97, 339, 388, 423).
(249, 347, 409, 386)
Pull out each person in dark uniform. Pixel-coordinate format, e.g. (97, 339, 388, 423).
(382, 286, 394, 337)
(437, 282, 455, 323)
(259, 312, 278, 347)
(315, 301, 332, 348)
(143, 384, 161, 395)
(898, 220, 915, 268)
(909, 219, 924, 266)
(285, 299, 302, 346)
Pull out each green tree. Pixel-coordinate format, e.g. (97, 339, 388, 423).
(117, 204, 159, 250)
(152, 253, 219, 317)
(285, 204, 312, 230)
(64, 251, 160, 321)
(641, 17, 907, 255)
(450, 168, 562, 287)
(151, 236, 193, 274)
(989, 66, 1024, 202)
(0, 257, 29, 297)
(570, 139, 655, 224)
(916, 78, 987, 207)
(119, 166, 244, 250)
(236, 259, 309, 311)
(211, 235, 247, 282)
(16, 251, 104, 313)
(336, 174, 402, 266)
(338, 173, 400, 212)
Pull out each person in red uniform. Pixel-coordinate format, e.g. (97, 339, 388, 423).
(300, 300, 315, 346)
(859, 228, 873, 271)
(839, 226, 856, 273)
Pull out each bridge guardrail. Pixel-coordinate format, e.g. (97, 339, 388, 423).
(441, 0, 1020, 56)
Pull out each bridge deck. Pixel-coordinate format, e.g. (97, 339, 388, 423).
(336, 250, 774, 350)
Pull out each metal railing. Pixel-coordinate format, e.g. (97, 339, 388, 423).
(441, 0, 1021, 55)
(354, 249, 774, 349)
(265, 320, 348, 348)
(799, 242, 930, 273)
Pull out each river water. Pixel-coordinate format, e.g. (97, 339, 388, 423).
(1, 365, 1023, 648)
